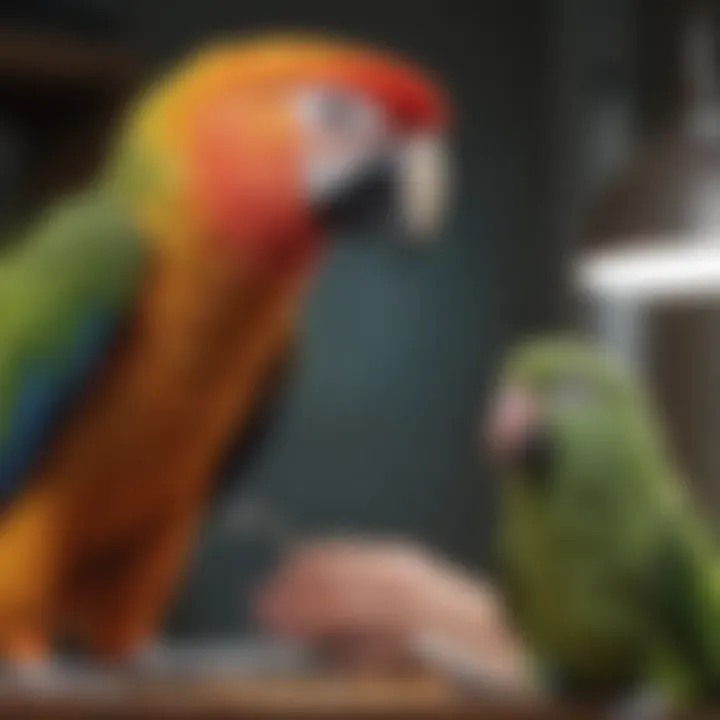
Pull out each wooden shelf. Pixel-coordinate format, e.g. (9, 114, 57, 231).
(0, 29, 136, 86)
(0, 28, 140, 209)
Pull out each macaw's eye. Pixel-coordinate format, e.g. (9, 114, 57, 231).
(317, 92, 359, 127)
(295, 87, 392, 210)
(294, 88, 385, 138)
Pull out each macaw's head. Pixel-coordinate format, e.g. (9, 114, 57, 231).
(111, 33, 451, 279)
(483, 338, 669, 494)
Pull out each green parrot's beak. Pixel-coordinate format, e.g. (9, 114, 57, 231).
(485, 386, 555, 481)
(485, 386, 537, 461)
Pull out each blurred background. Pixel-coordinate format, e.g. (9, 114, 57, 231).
(0, 0, 715, 639)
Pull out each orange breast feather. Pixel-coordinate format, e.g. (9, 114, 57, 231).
(32, 254, 303, 569)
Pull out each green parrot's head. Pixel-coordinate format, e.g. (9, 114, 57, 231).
(484, 337, 669, 491)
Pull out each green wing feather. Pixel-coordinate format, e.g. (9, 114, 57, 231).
(0, 191, 145, 495)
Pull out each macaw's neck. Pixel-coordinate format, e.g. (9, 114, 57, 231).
(133, 222, 315, 384)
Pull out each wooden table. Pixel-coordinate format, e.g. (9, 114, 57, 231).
(0, 672, 717, 719)
(0, 674, 619, 720)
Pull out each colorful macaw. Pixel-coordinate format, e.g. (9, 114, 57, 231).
(486, 338, 720, 713)
(0, 34, 451, 665)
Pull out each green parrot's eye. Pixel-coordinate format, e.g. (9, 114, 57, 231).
(546, 377, 594, 412)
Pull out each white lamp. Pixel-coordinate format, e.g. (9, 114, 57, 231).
(575, 239, 720, 368)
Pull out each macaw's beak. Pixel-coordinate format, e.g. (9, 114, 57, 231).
(311, 131, 452, 243)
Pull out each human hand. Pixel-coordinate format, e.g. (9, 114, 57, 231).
(253, 539, 523, 677)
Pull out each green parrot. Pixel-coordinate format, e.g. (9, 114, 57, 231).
(486, 337, 720, 713)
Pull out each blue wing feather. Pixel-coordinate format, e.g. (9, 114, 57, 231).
(0, 312, 119, 499)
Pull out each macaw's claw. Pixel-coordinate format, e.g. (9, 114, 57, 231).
(124, 638, 321, 681)
(0, 658, 119, 697)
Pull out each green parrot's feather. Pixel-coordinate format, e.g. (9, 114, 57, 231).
(648, 516, 720, 700)
(0, 191, 145, 496)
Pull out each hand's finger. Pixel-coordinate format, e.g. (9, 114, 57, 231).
(318, 630, 422, 675)
(259, 543, 387, 610)
(258, 572, 388, 638)
(255, 552, 414, 638)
